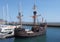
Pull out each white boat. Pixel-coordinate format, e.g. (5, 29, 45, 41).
(0, 2, 21, 38)
(0, 25, 17, 38)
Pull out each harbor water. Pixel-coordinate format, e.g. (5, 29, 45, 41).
(0, 26, 60, 42)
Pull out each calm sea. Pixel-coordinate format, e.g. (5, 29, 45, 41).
(0, 27, 60, 42)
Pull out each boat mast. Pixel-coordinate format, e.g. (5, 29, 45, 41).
(33, 0, 37, 26)
(6, 4, 8, 24)
(41, 15, 44, 23)
(5, 0, 9, 25)
(17, 2, 23, 28)
(2, 6, 5, 24)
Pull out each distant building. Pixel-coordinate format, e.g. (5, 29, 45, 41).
(0, 19, 6, 24)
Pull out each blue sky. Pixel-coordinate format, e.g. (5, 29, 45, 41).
(0, 0, 60, 22)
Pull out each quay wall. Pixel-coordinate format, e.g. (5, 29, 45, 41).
(9, 22, 60, 27)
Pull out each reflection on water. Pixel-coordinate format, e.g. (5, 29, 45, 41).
(0, 38, 14, 42)
(14, 35, 46, 42)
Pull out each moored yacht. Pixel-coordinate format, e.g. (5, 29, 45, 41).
(0, 24, 21, 38)
(0, 24, 16, 38)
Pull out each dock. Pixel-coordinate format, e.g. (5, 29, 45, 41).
(9, 22, 60, 27)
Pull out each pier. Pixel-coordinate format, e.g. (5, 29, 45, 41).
(22, 22, 60, 27)
(9, 22, 60, 27)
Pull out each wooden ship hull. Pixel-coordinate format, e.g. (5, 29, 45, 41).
(14, 23, 47, 37)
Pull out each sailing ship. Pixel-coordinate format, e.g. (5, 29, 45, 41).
(14, 0, 47, 37)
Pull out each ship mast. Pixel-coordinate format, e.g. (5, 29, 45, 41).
(33, 0, 37, 26)
(17, 2, 23, 28)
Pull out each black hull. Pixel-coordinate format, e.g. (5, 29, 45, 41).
(14, 29, 46, 37)
(14, 23, 47, 38)
(14, 30, 46, 38)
